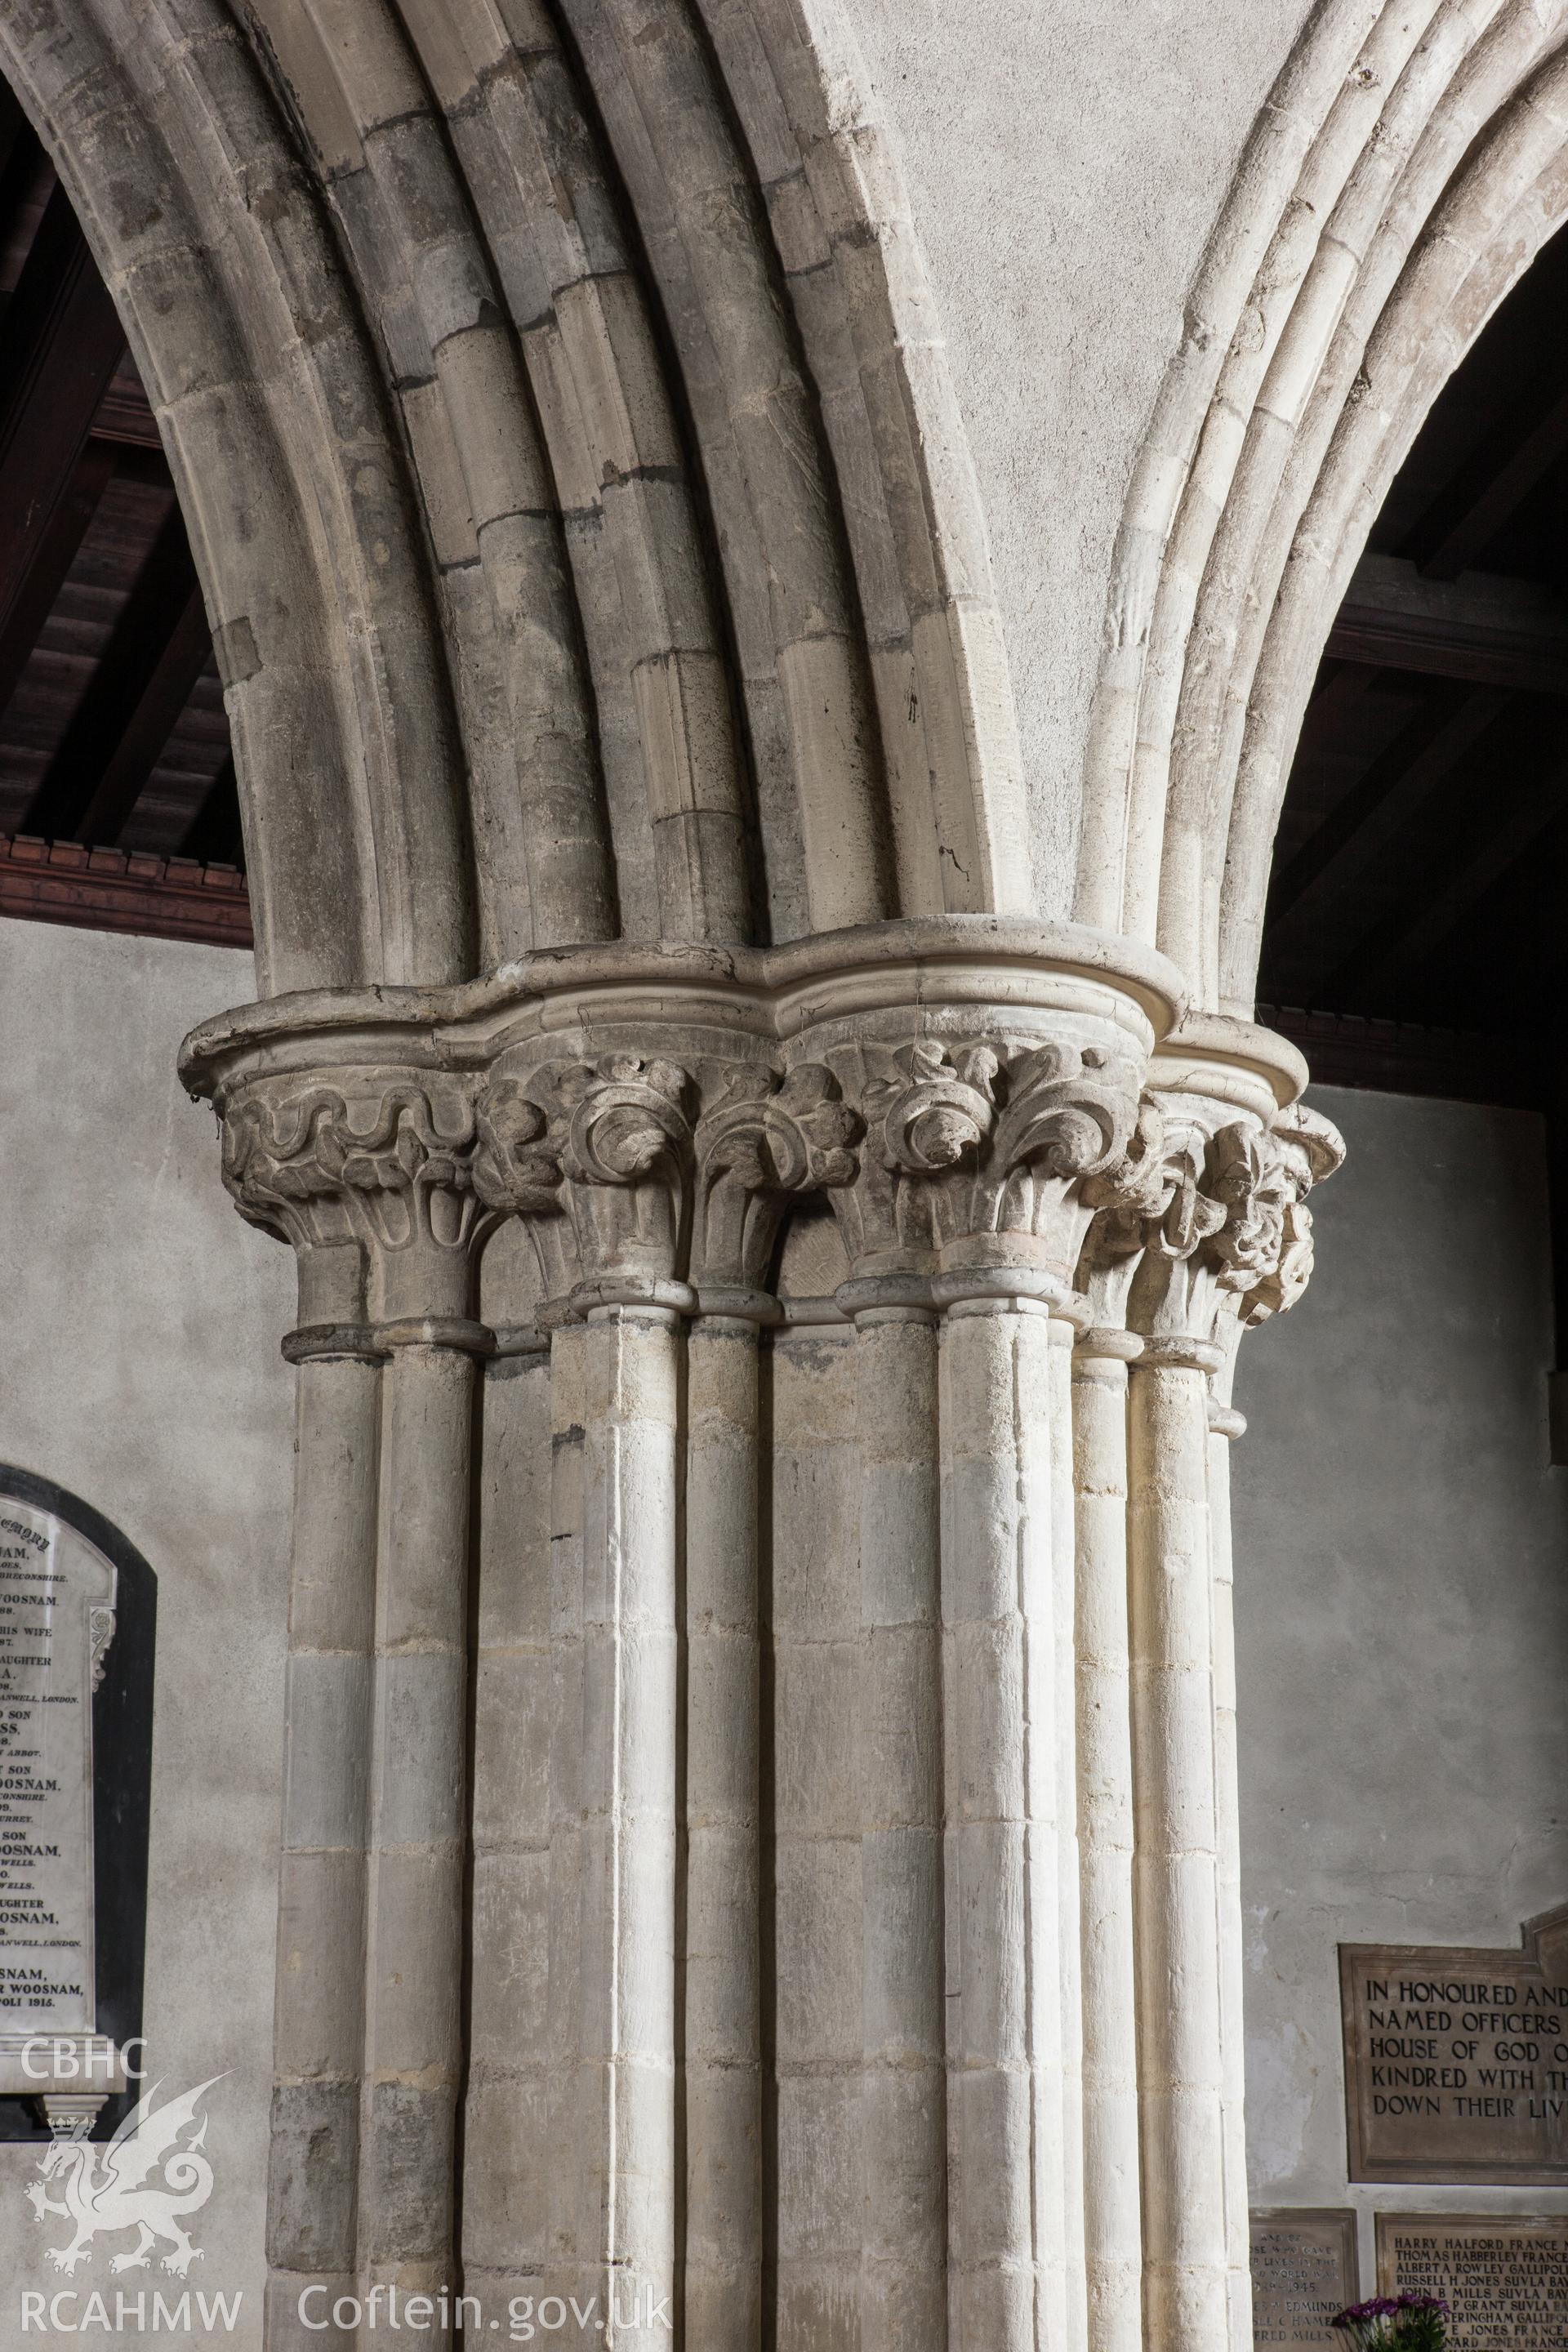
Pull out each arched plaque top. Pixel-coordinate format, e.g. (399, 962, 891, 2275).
(0, 1468, 154, 2136)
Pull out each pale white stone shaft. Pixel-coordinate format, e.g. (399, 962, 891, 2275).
(684, 1316, 763, 2351)
(768, 1323, 862, 2347)
(940, 1299, 1065, 2352)
(1071, 1337, 1143, 2352)
(1206, 1401, 1252, 2352)
(1049, 1316, 1088, 2352)
(577, 1305, 681, 2341)
(546, 1325, 589, 2310)
(856, 1307, 946, 2352)
(1128, 1356, 1227, 2352)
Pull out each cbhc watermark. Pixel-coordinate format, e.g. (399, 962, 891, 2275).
(17, 2038, 149, 2082)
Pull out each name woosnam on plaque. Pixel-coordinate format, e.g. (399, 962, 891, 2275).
(0, 1496, 122, 2117)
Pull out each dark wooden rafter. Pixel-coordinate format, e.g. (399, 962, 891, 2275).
(0, 179, 126, 663)
(1292, 660, 1384, 755)
(1256, 1002, 1537, 1108)
(1329, 760, 1568, 1000)
(1265, 684, 1510, 950)
(0, 108, 247, 947)
(0, 84, 39, 278)
(1262, 215, 1568, 1067)
(1417, 385, 1568, 581)
(1326, 557, 1568, 695)
(73, 586, 213, 844)
(179, 753, 243, 867)
(18, 503, 205, 840)
(0, 437, 116, 719)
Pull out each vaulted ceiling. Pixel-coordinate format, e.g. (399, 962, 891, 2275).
(0, 83, 247, 948)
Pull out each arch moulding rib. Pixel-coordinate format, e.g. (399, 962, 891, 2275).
(0, 0, 477, 996)
(1079, 0, 1568, 1013)
(2, 0, 1039, 985)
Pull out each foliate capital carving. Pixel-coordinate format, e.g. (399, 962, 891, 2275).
(470, 1082, 562, 1218)
(1078, 1102, 1217, 1327)
(478, 1054, 695, 1313)
(1234, 1101, 1344, 1330)
(471, 1054, 862, 1318)
(829, 1034, 1140, 1291)
(1087, 1091, 1345, 1355)
(1207, 1123, 1290, 1292)
(866, 1039, 1000, 1176)
(693, 1064, 860, 1298)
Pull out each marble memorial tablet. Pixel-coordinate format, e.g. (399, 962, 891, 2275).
(1375, 2213, 1568, 2350)
(0, 1498, 115, 2078)
(1341, 1911, 1568, 2185)
(1250, 2210, 1359, 2349)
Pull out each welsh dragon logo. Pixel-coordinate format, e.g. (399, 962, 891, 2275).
(25, 2076, 223, 2277)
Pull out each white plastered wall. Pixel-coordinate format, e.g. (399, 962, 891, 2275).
(835, 0, 1312, 906)
(0, 918, 292, 2349)
(1234, 1085, 1568, 2279)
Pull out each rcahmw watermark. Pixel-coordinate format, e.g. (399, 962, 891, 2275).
(21, 2290, 243, 2332)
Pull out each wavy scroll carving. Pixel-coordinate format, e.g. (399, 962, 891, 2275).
(222, 1082, 495, 1263)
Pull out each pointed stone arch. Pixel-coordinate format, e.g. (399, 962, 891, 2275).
(1, 0, 1031, 992)
(0, 0, 476, 995)
(1080, 0, 1568, 1013)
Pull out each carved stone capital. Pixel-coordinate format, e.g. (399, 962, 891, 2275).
(827, 1034, 1140, 1300)
(1078, 1100, 1209, 1329)
(479, 1054, 695, 1317)
(1110, 1101, 1233, 1357)
(1233, 1101, 1345, 1332)
(220, 1076, 498, 1325)
(1088, 1090, 1345, 1360)
(692, 1064, 860, 1307)
(182, 925, 1187, 1329)
(471, 1054, 862, 1321)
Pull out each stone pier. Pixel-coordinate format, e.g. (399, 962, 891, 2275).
(181, 929, 1341, 2352)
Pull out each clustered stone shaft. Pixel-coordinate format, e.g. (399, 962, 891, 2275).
(187, 944, 1341, 2352)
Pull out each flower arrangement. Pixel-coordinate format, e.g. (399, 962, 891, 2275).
(1330, 2293, 1449, 2350)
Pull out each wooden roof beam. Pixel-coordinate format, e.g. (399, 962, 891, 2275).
(0, 439, 115, 722)
(1263, 684, 1510, 961)
(1327, 553, 1568, 695)
(74, 586, 213, 844)
(1419, 385, 1568, 581)
(19, 504, 202, 841)
(1328, 755, 1568, 1003)
(0, 181, 126, 653)
(178, 753, 243, 869)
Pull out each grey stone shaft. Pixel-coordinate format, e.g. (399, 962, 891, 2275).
(684, 1317, 764, 2352)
